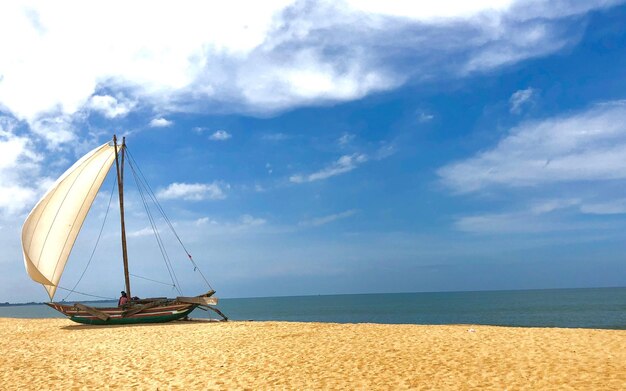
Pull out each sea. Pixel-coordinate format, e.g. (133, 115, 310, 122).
(1, 287, 625, 329)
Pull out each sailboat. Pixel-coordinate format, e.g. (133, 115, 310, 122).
(21, 135, 227, 325)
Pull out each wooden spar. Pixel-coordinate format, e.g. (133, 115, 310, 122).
(176, 296, 218, 306)
(202, 305, 228, 321)
(121, 300, 165, 318)
(176, 290, 217, 305)
(74, 303, 110, 321)
(113, 135, 132, 298)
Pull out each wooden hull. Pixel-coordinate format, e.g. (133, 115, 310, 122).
(47, 301, 196, 325)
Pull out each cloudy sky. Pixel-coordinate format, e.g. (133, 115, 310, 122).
(2, 1, 626, 303)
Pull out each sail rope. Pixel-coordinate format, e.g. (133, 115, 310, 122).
(130, 273, 176, 288)
(49, 142, 211, 301)
(125, 148, 215, 291)
(61, 176, 117, 302)
(60, 149, 183, 299)
(57, 286, 116, 301)
(126, 152, 183, 295)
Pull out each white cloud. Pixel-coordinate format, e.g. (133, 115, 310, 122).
(235, 52, 400, 112)
(195, 216, 218, 226)
(149, 117, 173, 127)
(0, 0, 619, 147)
(240, 214, 266, 227)
(29, 114, 76, 146)
(209, 130, 231, 141)
(290, 153, 368, 183)
(509, 87, 536, 114)
(374, 144, 396, 160)
(453, 199, 626, 233)
(0, 120, 42, 214)
(338, 133, 355, 146)
(194, 127, 232, 141)
(299, 209, 358, 227)
(157, 182, 228, 201)
(418, 112, 434, 123)
(438, 101, 626, 193)
(193, 214, 265, 231)
(88, 94, 136, 118)
(0, 185, 37, 215)
(261, 133, 290, 141)
(455, 196, 579, 233)
(453, 211, 593, 234)
(579, 199, 626, 215)
(530, 198, 580, 214)
(290, 144, 394, 183)
(0, 1, 289, 122)
(442, 101, 626, 231)
(462, 24, 571, 74)
(127, 227, 157, 238)
(345, 0, 516, 19)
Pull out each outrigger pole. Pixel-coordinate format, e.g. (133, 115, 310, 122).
(113, 135, 131, 298)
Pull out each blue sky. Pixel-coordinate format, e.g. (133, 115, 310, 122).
(1, 1, 626, 302)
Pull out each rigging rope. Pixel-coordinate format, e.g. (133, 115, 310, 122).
(57, 286, 116, 301)
(59, 145, 216, 298)
(127, 154, 183, 295)
(62, 177, 117, 302)
(125, 148, 214, 291)
(56, 144, 215, 301)
(130, 273, 176, 287)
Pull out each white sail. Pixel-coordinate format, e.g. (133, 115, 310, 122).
(21, 142, 120, 299)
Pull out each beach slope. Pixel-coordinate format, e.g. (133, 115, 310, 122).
(1, 318, 624, 389)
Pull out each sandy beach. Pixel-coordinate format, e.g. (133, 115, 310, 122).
(0, 318, 624, 390)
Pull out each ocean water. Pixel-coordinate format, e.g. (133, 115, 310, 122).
(1, 287, 625, 329)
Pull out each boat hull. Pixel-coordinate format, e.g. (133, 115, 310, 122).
(47, 302, 197, 325)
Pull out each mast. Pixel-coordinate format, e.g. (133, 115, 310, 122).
(113, 135, 131, 298)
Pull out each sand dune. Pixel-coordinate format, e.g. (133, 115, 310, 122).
(0, 318, 624, 390)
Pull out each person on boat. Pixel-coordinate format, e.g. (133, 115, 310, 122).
(118, 291, 129, 306)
